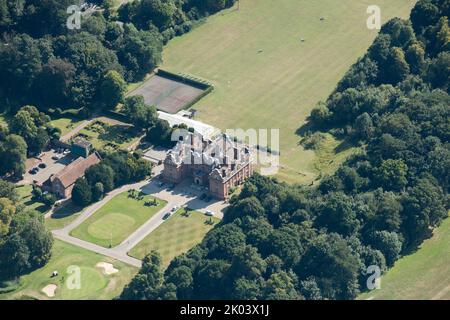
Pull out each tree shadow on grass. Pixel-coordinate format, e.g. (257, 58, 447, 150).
(50, 202, 82, 219)
(334, 136, 357, 154)
(23, 200, 49, 214)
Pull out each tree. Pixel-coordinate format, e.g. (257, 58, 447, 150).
(0, 198, 15, 237)
(369, 231, 402, 267)
(410, 0, 440, 31)
(92, 182, 105, 202)
(20, 218, 53, 268)
(165, 265, 193, 299)
(123, 95, 158, 129)
(0, 180, 19, 202)
(263, 271, 301, 300)
(10, 109, 37, 142)
(85, 164, 115, 192)
(427, 52, 450, 90)
(0, 233, 30, 279)
(401, 177, 447, 247)
(121, 251, 164, 300)
(33, 58, 76, 108)
(0, 134, 27, 178)
(354, 113, 374, 140)
(296, 234, 360, 300)
(374, 159, 408, 191)
(229, 245, 266, 280)
(232, 277, 262, 300)
(146, 119, 173, 147)
(406, 42, 426, 74)
(263, 225, 305, 268)
(193, 259, 231, 299)
(9, 106, 51, 154)
(315, 192, 360, 237)
(72, 178, 92, 206)
(100, 70, 126, 108)
(118, 24, 162, 81)
(309, 103, 331, 127)
(386, 47, 410, 84)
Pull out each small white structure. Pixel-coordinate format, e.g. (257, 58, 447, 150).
(158, 111, 218, 139)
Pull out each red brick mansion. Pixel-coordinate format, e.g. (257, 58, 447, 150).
(162, 133, 253, 200)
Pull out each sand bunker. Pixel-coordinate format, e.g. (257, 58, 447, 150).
(42, 284, 57, 297)
(96, 262, 118, 275)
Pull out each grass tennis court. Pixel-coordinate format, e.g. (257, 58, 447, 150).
(161, 0, 416, 183)
(129, 209, 219, 267)
(129, 73, 208, 114)
(70, 192, 167, 248)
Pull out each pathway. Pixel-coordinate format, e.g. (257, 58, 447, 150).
(49, 165, 228, 268)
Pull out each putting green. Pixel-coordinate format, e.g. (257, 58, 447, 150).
(88, 213, 136, 240)
(71, 192, 167, 248)
(0, 240, 138, 300)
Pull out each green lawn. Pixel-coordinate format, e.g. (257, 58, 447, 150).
(45, 202, 84, 231)
(71, 192, 167, 248)
(129, 209, 219, 267)
(161, 0, 416, 183)
(15, 184, 49, 214)
(0, 240, 138, 300)
(359, 215, 450, 300)
(49, 117, 83, 136)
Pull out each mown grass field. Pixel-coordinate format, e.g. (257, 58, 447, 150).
(49, 117, 83, 136)
(161, 0, 416, 183)
(359, 215, 450, 300)
(129, 209, 219, 267)
(0, 240, 137, 300)
(71, 192, 166, 248)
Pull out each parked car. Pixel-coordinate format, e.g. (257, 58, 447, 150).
(38, 163, 47, 169)
(33, 167, 40, 172)
(162, 212, 171, 220)
(51, 155, 59, 161)
(205, 210, 215, 217)
(29, 169, 36, 174)
(171, 206, 179, 212)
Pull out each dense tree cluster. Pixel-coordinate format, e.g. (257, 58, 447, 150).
(0, 0, 236, 114)
(72, 151, 152, 206)
(121, 0, 449, 300)
(0, 181, 53, 281)
(0, 105, 60, 179)
(122, 95, 178, 148)
(118, 0, 237, 42)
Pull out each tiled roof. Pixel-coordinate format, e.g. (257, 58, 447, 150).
(52, 153, 101, 188)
